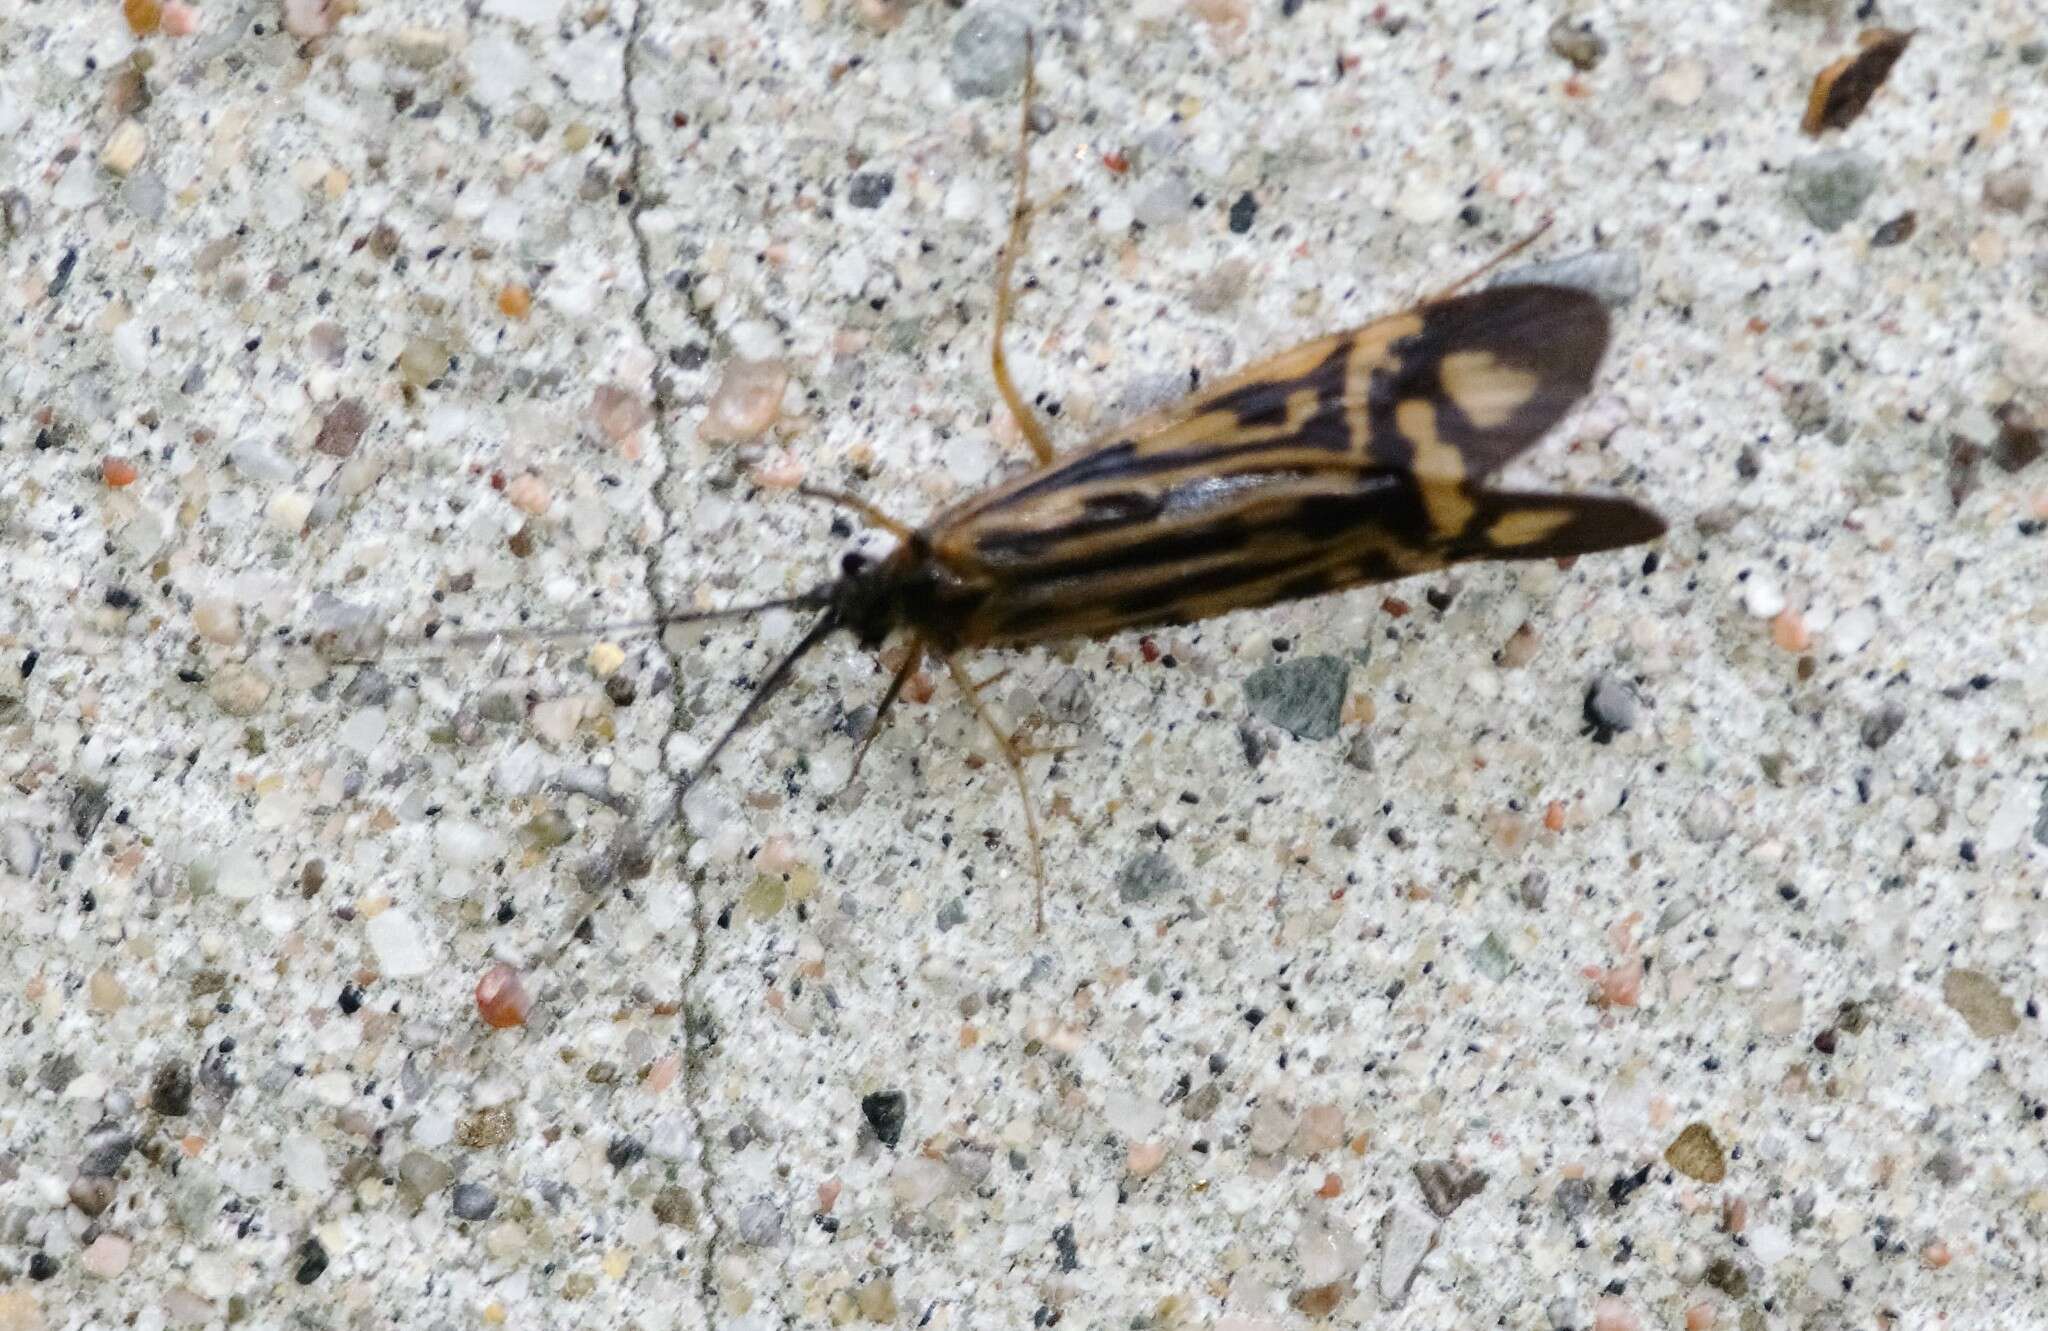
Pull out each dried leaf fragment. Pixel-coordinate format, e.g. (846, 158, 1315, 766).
(1802, 29, 1914, 135)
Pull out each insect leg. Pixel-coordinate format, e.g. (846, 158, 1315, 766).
(794, 485, 917, 542)
(940, 650, 1048, 932)
(991, 33, 1057, 468)
(1422, 215, 1554, 304)
(847, 636, 925, 783)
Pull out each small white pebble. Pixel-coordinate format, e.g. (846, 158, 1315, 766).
(530, 697, 585, 745)
(366, 907, 436, 978)
(265, 490, 313, 533)
(1741, 577, 1784, 619)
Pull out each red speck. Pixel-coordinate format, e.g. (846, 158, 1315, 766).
(1381, 596, 1410, 617)
(489, 471, 506, 491)
(1563, 76, 1589, 99)
(475, 963, 532, 1029)
(1746, 317, 1770, 335)
(1315, 1172, 1342, 1198)
(1102, 150, 1130, 175)
(1138, 635, 1161, 663)
(101, 456, 139, 488)
(1543, 801, 1567, 833)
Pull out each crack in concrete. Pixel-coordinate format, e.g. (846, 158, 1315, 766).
(618, 6, 723, 1320)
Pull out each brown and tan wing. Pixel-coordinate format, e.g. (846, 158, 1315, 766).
(915, 282, 1661, 645)
(936, 282, 1620, 548)
(940, 466, 1664, 647)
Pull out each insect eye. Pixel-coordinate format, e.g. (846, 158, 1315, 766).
(840, 551, 869, 577)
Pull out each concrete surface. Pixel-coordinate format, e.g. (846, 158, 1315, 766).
(1, 1, 2044, 1328)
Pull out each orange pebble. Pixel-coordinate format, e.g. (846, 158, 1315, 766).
(1544, 800, 1567, 833)
(102, 456, 138, 487)
(1921, 1240, 1951, 1269)
(1684, 1302, 1717, 1331)
(1315, 1172, 1342, 1198)
(474, 963, 532, 1029)
(497, 283, 532, 319)
(1770, 608, 1811, 652)
(123, 0, 162, 35)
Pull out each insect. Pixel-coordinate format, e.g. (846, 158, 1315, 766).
(481, 40, 1666, 930)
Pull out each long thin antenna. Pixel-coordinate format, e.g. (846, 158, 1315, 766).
(682, 609, 842, 788)
(430, 591, 829, 651)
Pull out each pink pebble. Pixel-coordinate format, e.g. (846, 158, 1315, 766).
(162, 1, 200, 34)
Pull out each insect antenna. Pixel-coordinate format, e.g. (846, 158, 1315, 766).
(427, 591, 830, 654)
(681, 608, 842, 789)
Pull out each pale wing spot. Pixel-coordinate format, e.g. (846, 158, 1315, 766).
(1439, 350, 1540, 430)
(1486, 507, 1574, 548)
(1393, 398, 1476, 537)
(1345, 312, 1425, 460)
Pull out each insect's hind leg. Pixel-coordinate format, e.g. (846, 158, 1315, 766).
(992, 33, 1057, 468)
(940, 651, 1049, 932)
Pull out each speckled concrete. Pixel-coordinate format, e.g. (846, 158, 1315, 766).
(2, 3, 2044, 1329)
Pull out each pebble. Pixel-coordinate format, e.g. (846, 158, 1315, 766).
(1786, 151, 1879, 232)
(1133, 173, 1194, 228)
(1740, 576, 1784, 618)
(698, 359, 788, 443)
(1376, 1201, 1438, 1307)
(860, 1090, 907, 1148)
(1982, 167, 2033, 213)
(99, 120, 147, 176)
(1243, 656, 1348, 739)
(1547, 17, 1608, 70)
(1413, 1161, 1488, 1217)
(80, 1233, 131, 1279)
(1860, 702, 1906, 749)
(79, 1124, 134, 1179)
(366, 908, 436, 978)
(1941, 968, 2019, 1038)
(1114, 849, 1184, 904)
(948, 7, 1031, 99)
(474, 964, 531, 1029)
(396, 1151, 454, 1209)
(148, 1061, 192, 1116)
(1499, 250, 1640, 308)
(1582, 674, 1641, 743)
(1664, 1123, 1727, 1182)
(450, 1182, 497, 1221)
(207, 663, 272, 716)
(504, 473, 551, 516)
(1650, 59, 1709, 107)
(1227, 191, 1259, 234)
(847, 171, 893, 209)
(192, 598, 242, 645)
(1125, 1141, 1168, 1177)
(734, 1195, 782, 1247)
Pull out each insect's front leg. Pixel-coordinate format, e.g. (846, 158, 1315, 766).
(990, 32, 1058, 468)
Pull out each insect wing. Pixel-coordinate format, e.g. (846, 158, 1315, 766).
(928, 285, 1659, 644)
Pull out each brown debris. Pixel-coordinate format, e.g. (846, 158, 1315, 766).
(1991, 402, 2043, 474)
(1803, 29, 1914, 135)
(1664, 1122, 1728, 1183)
(314, 397, 370, 457)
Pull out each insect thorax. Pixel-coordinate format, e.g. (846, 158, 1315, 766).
(829, 542, 982, 651)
